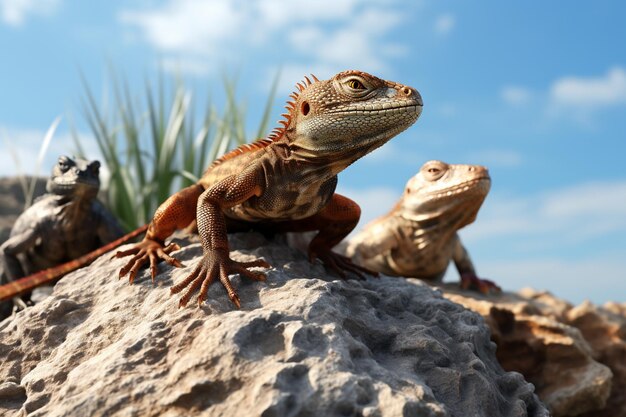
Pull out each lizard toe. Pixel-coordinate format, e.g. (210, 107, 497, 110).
(461, 273, 501, 295)
(113, 247, 140, 259)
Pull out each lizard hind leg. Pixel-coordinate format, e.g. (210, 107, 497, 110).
(287, 193, 379, 279)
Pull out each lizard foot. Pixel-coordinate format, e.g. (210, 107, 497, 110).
(309, 248, 379, 280)
(460, 273, 501, 294)
(170, 249, 270, 308)
(115, 239, 184, 284)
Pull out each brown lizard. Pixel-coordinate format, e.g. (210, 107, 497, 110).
(114, 70, 423, 308)
(345, 160, 500, 293)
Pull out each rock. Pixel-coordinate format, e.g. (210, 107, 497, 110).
(0, 233, 547, 416)
(568, 301, 626, 417)
(441, 285, 624, 416)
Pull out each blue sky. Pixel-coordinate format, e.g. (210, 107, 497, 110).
(1, 0, 625, 303)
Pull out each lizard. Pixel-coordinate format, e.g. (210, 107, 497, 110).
(114, 70, 423, 308)
(345, 160, 501, 294)
(0, 155, 125, 306)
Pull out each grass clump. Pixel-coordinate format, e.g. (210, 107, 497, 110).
(76, 71, 278, 230)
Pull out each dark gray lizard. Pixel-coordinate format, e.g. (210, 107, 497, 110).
(0, 155, 124, 306)
(346, 160, 500, 293)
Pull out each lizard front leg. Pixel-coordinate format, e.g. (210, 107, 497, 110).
(1, 229, 39, 281)
(170, 170, 270, 308)
(451, 234, 501, 294)
(116, 184, 204, 283)
(1, 228, 40, 309)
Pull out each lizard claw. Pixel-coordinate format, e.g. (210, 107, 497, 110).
(309, 248, 379, 280)
(116, 238, 184, 284)
(460, 273, 502, 294)
(170, 249, 270, 308)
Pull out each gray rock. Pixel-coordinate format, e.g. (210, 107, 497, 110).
(0, 233, 548, 417)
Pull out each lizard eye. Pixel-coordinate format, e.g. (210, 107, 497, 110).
(347, 79, 365, 90)
(57, 157, 71, 172)
(422, 161, 447, 181)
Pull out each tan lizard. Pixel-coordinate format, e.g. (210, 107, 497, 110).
(113, 70, 423, 308)
(346, 160, 500, 293)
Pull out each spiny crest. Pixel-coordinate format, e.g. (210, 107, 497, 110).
(209, 138, 275, 168)
(210, 74, 319, 168)
(269, 73, 318, 139)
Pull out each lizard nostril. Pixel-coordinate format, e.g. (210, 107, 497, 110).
(401, 86, 412, 96)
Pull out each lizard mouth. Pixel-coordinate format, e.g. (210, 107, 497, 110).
(53, 178, 99, 188)
(424, 177, 491, 201)
(49, 177, 100, 196)
(329, 102, 423, 115)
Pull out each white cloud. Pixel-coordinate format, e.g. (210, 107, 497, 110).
(550, 67, 626, 108)
(0, 0, 59, 26)
(501, 86, 531, 105)
(503, 67, 626, 125)
(456, 179, 626, 300)
(463, 180, 626, 244)
(434, 14, 455, 35)
(119, 1, 243, 55)
(119, 0, 409, 76)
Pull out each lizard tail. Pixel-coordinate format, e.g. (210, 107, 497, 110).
(0, 224, 149, 302)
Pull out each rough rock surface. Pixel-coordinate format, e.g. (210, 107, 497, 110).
(442, 285, 625, 417)
(0, 233, 547, 417)
(569, 301, 626, 417)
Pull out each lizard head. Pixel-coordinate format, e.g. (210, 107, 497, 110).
(278, 70, 423, 171)
(400, 160, 491, 230)
(47, 155, 101, 199)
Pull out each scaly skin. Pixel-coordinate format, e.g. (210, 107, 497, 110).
(346, 160, 500, 294)
(115, 70, 423, 308)
(0, 156, 125, 305)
